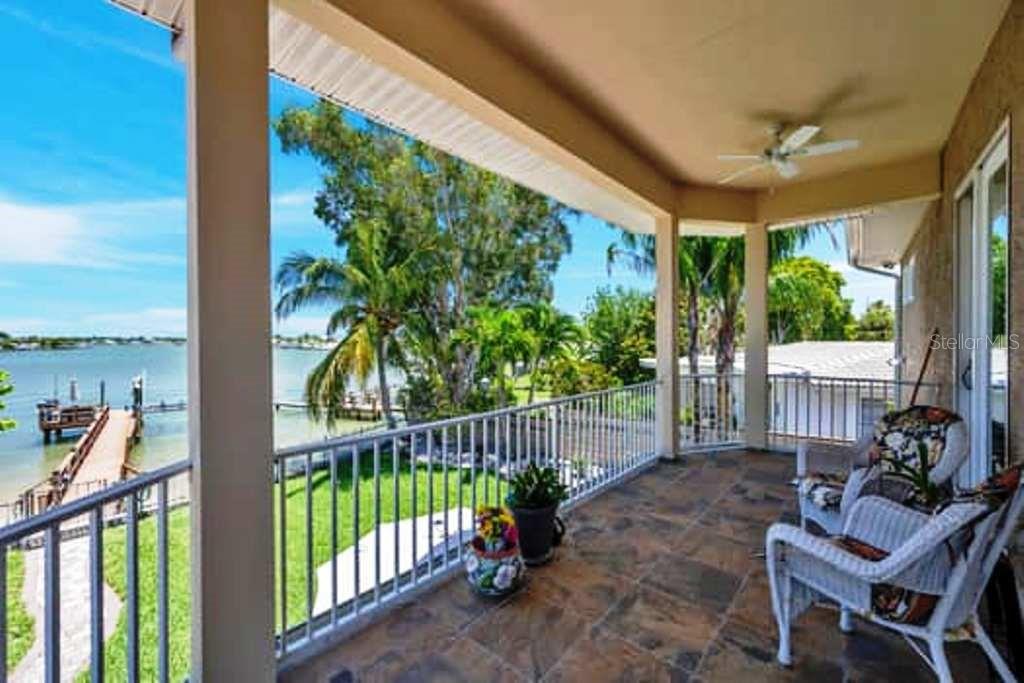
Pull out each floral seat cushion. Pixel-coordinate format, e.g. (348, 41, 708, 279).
(800, 406, 962, 512)
(867, 406, 962, 471)
(828, 465, 1022, 626)
(799, 472, 846, 510)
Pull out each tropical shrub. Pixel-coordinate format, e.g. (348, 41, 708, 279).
(544, 356, 619, 397)
(0, 370, 14, 432)
(580, 287, 655, 385)
(506, 463, 568, 510)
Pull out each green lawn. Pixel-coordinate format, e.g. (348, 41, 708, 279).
(512, 376, 552, 405)
(276, 449, 500, 629)
(78, 450, 499, 682)
(5, 549, 34, 672)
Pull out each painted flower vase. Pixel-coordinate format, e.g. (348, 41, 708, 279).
(464, 537, 525, 597)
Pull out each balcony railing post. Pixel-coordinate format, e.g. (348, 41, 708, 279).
(265, 383, 656, 665)
(0, 543, 6, 682)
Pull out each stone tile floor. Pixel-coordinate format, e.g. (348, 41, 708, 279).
(280, 449, 997, 682)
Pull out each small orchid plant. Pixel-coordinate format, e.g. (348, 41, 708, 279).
(882, 442, 943, 508)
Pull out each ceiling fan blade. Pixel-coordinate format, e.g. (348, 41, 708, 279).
(795, 139, 861, 157)
(779, 125, 821, 153)
(773, 159, 801, 179)
(717, 154, 763, 161)
(718, 162, 768, 185)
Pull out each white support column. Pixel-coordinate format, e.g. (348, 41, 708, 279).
(655, 213, 680, 458)
(185, 1, 274, 680)
(744, 224, 769, 449)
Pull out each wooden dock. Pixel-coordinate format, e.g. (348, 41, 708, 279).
(60, 407, 138, 504)
(36, 402, 98, 442)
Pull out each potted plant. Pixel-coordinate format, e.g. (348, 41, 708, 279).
(465, 506, 525, 597)
(506, 463, 568, 565)
(881, 442, 946, 509)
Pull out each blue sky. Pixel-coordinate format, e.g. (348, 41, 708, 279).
(0, 1, 891, 337)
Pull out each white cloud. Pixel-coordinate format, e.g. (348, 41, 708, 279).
(0, 4, 178, 71)
(273, 190, 315, 208)
(0, 309, 187, 337)
(0, 198, 184, 269)
(0, 317, 52, 335)
(274, 314, 331, 337)
(2, 309, 334, 338)
(83, 307, 187, 337)
(271, 188, 321, 233)
(828, 260, 897, 315)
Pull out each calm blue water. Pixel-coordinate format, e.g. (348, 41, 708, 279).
(0, 344, 391, 501)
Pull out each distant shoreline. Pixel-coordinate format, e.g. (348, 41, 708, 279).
(0, 337, 336, 352)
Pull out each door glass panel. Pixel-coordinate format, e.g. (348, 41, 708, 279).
(956, 188, 973, 411)
(987, 162, 1008, 469)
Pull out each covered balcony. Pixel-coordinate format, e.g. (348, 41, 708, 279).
(279, 452, 992, 682)
(0, 0, 1021, 681)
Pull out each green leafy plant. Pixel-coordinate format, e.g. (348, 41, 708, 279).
(506, 463, 568, 510)
(0, 370, 15, 432)
(882, 442, 943, 508)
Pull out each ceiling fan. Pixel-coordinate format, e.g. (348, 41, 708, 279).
(716, 124, 860, 184)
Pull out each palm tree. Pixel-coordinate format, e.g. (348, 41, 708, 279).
(607, 233, 716, 377)
(275, 221, 437, 429)
(518, 302, 581, 403)
(456, 306, 533, 407)
(609, 225, 829, 440)
(0, 370, 15, 432)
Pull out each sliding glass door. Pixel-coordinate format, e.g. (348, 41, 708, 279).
(955, 127, 1009, 486)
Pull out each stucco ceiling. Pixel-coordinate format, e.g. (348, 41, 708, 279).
(445, 0, 1009, 189)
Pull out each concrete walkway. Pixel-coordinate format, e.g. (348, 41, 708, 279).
(312, 508, 473, 617)
(12, 535, 121, 682)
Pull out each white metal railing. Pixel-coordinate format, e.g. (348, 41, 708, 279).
(0, 460, 191, 682)
(270, 380, 657, 664)
(678, 373, 940, 452)
(767, 375, 938, 449)
(0, 372, 943, 678)
(679, 373, 745, 449)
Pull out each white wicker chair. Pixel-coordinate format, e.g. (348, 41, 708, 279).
(796, 418, 969, 536)
(766, 487, 1024, 682)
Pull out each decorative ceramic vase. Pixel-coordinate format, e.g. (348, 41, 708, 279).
(464, 537, 525, 597)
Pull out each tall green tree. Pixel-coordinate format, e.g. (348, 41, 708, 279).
(607, 233, 717, 377)
(607, 227, 820, 375)
(0, 370, 14, 432)
(991, 232, 1007, 339)
(855, 300, 895, 341)
(518, 302, 581, 403)
(581, 287, 655, 385)
(454, 306, 533, 407)
(275, 101, 575, 417)
(275, 221, 439, 428)
(769, 257, 855, 343)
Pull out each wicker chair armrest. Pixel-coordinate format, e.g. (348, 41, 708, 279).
(796, 432, 873, 478)
(841, 495, 929, 552)
(769, 500, 987, 587)
(872, 502, 989, 585)
(766, 522, 881, 578)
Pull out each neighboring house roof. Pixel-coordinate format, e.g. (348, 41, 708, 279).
(641, 341, 896, 380)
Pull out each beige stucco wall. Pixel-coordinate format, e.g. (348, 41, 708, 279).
(901, 0, 1023, 463)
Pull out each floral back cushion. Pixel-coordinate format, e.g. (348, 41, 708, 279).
(947, 464, 1022, 510)
(868, 406, 962, 471)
